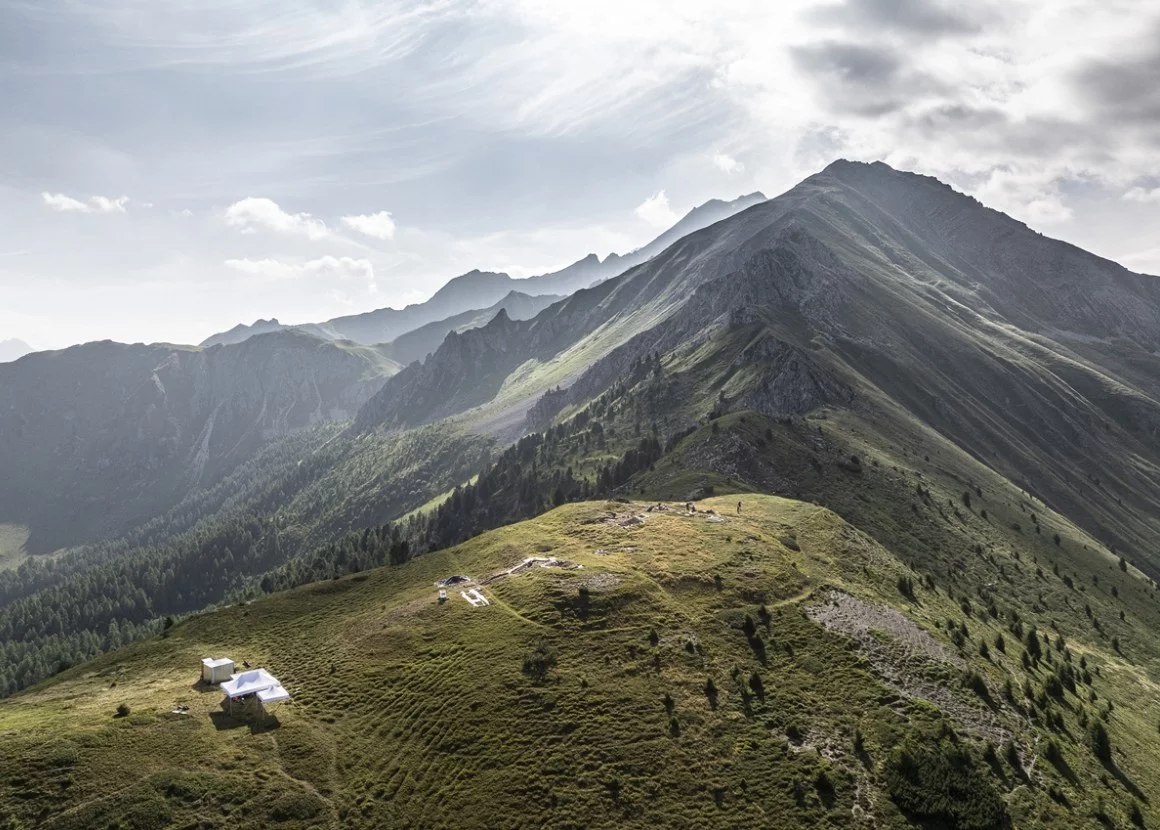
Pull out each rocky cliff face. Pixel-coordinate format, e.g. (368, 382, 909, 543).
(803, 160, 1160, 345)
(523, 235, 856, 431)
(0, 330, 397, 551)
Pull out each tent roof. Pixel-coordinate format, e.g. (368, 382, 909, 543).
(202, 657, 233, 668)
(221, 668, 280, 698)
(257, 684, 290, 704)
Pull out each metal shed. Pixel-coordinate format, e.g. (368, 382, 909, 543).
(201, 657, 235, 684)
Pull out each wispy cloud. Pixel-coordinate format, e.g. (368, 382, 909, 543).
(224, 255, 374, 288)
(972, 167, 1074, 226)
(42, 192, 129, 214)
(342, 211, 396, 240)
(45, 0, 452, 76)
(634, 191, 679, 228)
(223, 197, 328, 239)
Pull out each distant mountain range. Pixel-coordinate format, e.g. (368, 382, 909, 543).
(0, 192, 766, 550)
(9, 165, 1160, 563)
(201, 191, 767, 348)
(0, 339, 34, 363)
(379, 290, 562, 367)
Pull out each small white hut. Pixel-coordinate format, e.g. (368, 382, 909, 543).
(201, 657, 235, 684)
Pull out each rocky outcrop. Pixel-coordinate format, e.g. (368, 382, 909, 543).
(523, 234, 856, 431)
(381, 291, 562, 366)
(355, 309, 527, 431)
(733, 337, 854, 418)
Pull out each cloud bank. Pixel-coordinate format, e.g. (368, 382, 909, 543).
(634, 191, 679, 228)
(225, 255, 375, 287)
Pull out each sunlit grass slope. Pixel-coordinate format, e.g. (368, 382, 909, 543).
(2, 494, 1157, 829)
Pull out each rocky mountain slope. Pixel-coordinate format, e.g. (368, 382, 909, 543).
(356, 161, 1160, 566)
(201, 192, 766, 348)
(0, 330, 400, 552)
(378, 290, 561, 366)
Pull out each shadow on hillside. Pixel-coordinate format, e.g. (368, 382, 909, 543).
(1104, 758, 1149, 805)
(209, 711, 281, 734)
(209, 712, 248, 731)
(1046, 750, 1078, 785)
(250, 716, 282, 734)
(190, 680, 221, 695)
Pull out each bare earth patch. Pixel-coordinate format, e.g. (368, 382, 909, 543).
(808, 591, 962, 666)
(577, 572, 621, 592)
(807, 591, 1010, 744)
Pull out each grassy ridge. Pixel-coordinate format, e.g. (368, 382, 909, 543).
(0, 497, 961, 828)
(4, 493, 1157, 828)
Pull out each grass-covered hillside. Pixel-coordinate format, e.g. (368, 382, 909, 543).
(3, 494, 1157, 829)
(0, 422, 492, 696)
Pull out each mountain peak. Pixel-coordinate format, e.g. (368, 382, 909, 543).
(684, 191, 767, 218)
(821, 158, 894, 175)
(687, 191, 767, 216)
(0, 338, 35, 363)
(815, 158, 964, 200)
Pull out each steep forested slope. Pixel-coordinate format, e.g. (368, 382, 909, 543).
(0, 421, 491, 694)
(0, 330, 400, 552)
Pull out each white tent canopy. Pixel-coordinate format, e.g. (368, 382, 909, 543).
(221, 668, 284, 700)
(257, 685, 290, 704)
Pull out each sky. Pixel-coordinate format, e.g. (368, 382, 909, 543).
(1, 0, 1158, 350)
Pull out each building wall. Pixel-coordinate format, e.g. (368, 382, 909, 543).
(202, 662, 234, 684)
